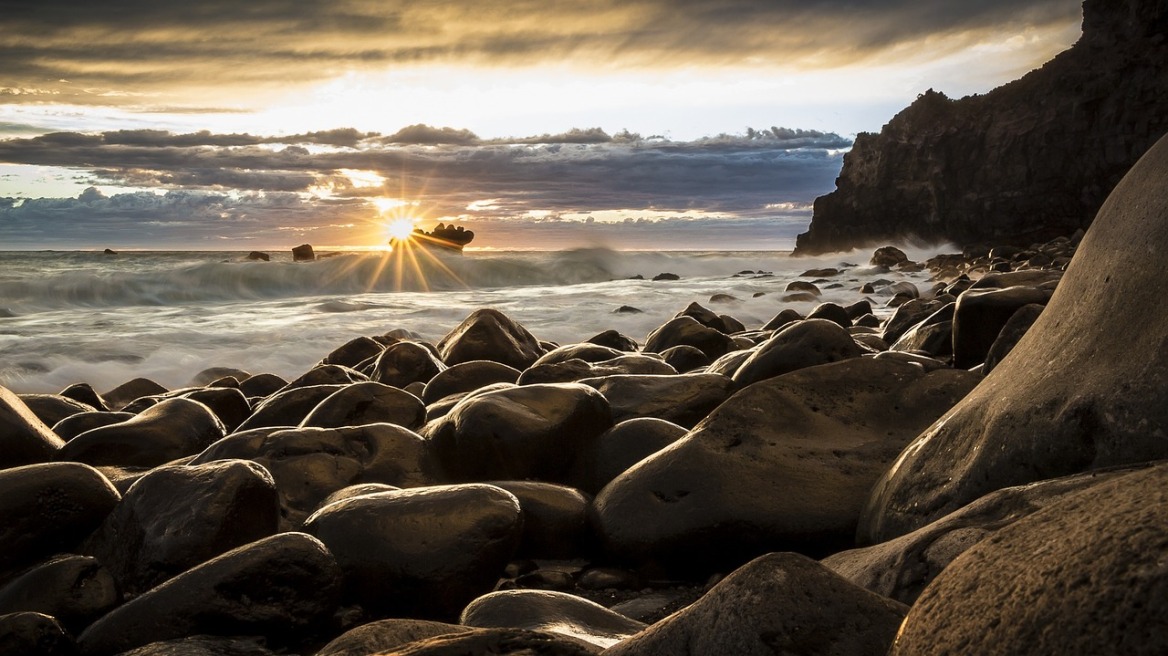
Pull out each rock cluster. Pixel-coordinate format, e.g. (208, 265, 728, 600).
(3, 133, 1168, 654)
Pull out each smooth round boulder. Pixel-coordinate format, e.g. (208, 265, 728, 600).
(372, 341, 447, 388)
(385, 628, 599, 655)
(59, 382, 109, 412)
(674, 301, 730, 332)
(0, 555, 119, 634)
(118, 635, 274, 655)
(436, 309, 545, 370)
(277, 364, 368, 391)
(643, 316, 735, 360)
(0, 386, 66, 468)
(891, 464, 1168, 656)
(519, 356, 675, 386)
(659, 345, 709, 373)
(76, 532, 341, 656)
(593, 358, 980, 569)
(237, 373, 287, 399)
(193, 424, 439, 529)
(421, 361, 521, 404)
(56, 398, 225, 468)
(423, 383, 612, 484)
(316, 482, 401, 510)
(532, 343, 625, 367)
(461, 589, 645, 649)
(51, 412, 135, 442)
(585, 329, 639, 352)
(0, 462, 120, 576)
(879, 298, 946, 344)
(233, 384, 346, 432)
(317, 619, 469, 656)
(102, 378, 168, 411)
(579, 373, 733, 429)
(80, 460, 279, 595)
(731, 319, 863, 388)
(862, 135, 1168, 543)
(982, 302, 1044, 373)
(17, 394, 95, 428)
(322, 336, 386, 369)
(299, 381, 426, 430)
(806, 302, 851, 327)
(303, 484, 523, 619)
(604, 552, 907, 656)
(567, 417, 688, 495)
(951, 285, 1051, 368)
(487, 481, 592, 559)
(0, 612, 77, 656)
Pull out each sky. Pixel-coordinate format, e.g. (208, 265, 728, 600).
(0, 0, 1084, 250)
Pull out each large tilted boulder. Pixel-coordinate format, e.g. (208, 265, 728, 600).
(891, 463, 1168, 655)
(437, 309, 545, 370)
(0, 386, 66, 468)
(592, 358, 979, 569)
(862, 133, 1168, 543)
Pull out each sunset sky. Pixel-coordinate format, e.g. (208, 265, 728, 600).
(0, 0, 1084, 250)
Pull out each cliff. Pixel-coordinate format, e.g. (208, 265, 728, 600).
(793, 0, 1168, 255)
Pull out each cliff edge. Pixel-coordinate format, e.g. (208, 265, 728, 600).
(793, 0, 1168, 255)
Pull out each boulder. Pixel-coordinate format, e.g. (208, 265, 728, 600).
(423, 383, 612, 484)
(372, 341, 447, 388)
(321, 336, 385, 368)
(299, 381, 426, 430)
(102, 378, 168, 411)
(237, 373, 288, 399)
(585, 330, 639, 352)
(233, 383, 346, 432)
(805, 302, 851, 327)
(81, 460, 279, 595)
(659, 345, 709, 373)
(534, 343, 626, 367)
(0, 386, 65, 468)
(437, 309, 545, 370)
(593, 358, 980, 569)
(519, 356, 675, 386)
(192, 424, 439, 529)
(0, 555, 119, 634)
(731, 319, 863, 388)
(982, 303, 1044, 373)
(278, 364, 368, 391)
(674, 302, 730, 333)
(303, 484, 523, 619)
(421, 361, 521, 404)
(0, 463, 120, 577)
(762, 308, 802, 332)
(461, 590, 645, 649)
(384, 628, 600, 655)
(56, 398, 225, 469)
(0, 612, 76, 656)
(76, 532, 341, 656)
(317, 619, 469, 656)
(487, 481, 592, 559)
(870, 246, 909, 268)
(879, 299, 945, 344)
(292, 243, 315, 261)
(567, 418, 688, 495)
(862, 135, 1168, 542)
(579, 373, 734, 429)
(58, 382, 109, 412)
(643, 317, 735, 360)
(118, 635, 274, 655)
(891, 464, 1168, 655)
(17, 394, 94, 428)
(604, 552, 907, 656)
(951, 285, 1052, 368)
(188, 367, 251, 388)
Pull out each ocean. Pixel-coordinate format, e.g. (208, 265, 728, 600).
(0, 247, 948, 394)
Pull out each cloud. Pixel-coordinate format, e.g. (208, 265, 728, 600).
(0, 0, 1082, 106)
(0, 124, 848, 248)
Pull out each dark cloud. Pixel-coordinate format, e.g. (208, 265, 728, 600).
(0, 0, 1082, 105)
(0, 124, 848, 248)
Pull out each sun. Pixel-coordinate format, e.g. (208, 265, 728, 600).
(386, 217, 417, 242)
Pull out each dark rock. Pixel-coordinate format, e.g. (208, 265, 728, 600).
(851, 332, 890, 353)
(613, 306, 643, 314)
(317, 619, 469, 656)
(879, 299, 945, 344)
(193, 424, 439, 529)
(579, 373, 733, 429)
(651, 273, 679, 281)
(983, 303, 1045, 373)
(424, 383, 611, 484)
(761, 308, 802, 331)
(534, 344, 625, 367)
(322, 336, 385, 369)
(889, 304, 955, 357)
(781, 291, 818, 303)
(487, 481, 591, 559)
(568, 418, 688, 495)
(278, 364, 368, 391)
(237, 373, 287, 399)
(801, 267, 840, 277)
(707, 293, 737, 304)
(719, 314, 745, 334)
(853, 313, 881, 328)
(518, 356, 675, 386)
(76, 532, 341, 656)
(643, 317, 735, 360)
(659, 345, 709, 373)
(303, 484, 523, 619)
(731, 319, 862, 388)
(585, 330, 639, 352)
(891, 464, 1168, 656)
(316, 482, 401, 510)
(58, 383, 108, 412)
(246, 251, 270, 262)
(674, 302, 729, 333)
(604, 553, 907, 656)
(0, 386, 66, 468)
(869, 246, 909, 269)
(805, 302, 851, 327)
(862, 133, 1168, 543)
(103, 378, 168, 411)
(56, 398, 225, 468)
(233, 384, 345, 432)
(424, 382, 516, 423)
(81, 460, 279, 596)
(951, 285, 1051, 368)
(118, 635, 274, 655)
(461, 590, 645, 649)
(968, 269, 1063, 290)
(0, 462, 119, 576)
(421, 361, 521, 404)
(175, 387, 251, 432)
(371, 341, 447, 388)
(784, 281, 821, 296)
(437, 309, 545, 370)
(844, 299, 873, 319)
(19, 394, 95, 428)
(299, 381, 426, 430)
(577, 567, 641, 591)
(384, 628, 600, 655)
(291, 244, 315, 261)
(0, 555, 119, 634)
(51, 412, 135, 442)
(188, 367, 251, 388)
(872, 351, 949, 371)
(0, 612, 77, 656)
(593, 359, 980, 569)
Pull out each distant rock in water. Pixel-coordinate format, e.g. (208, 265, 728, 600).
(292, 244, 315, 262)
(246, 251, 270, 262)
(406, 223, 475, 252)
(103, 248, 117, 255)
(652, 273, 680, 281)
(793, 0, 1168, 255)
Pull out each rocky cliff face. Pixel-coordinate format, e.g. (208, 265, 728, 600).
(793, 0, 1168, 255)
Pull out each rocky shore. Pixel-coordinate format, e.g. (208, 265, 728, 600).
(3, 136, 1168, 655)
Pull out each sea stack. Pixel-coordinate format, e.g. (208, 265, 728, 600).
(291, 244, 315, 262)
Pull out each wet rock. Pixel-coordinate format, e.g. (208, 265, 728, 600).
(299, 381, 426, 430)
(872, 351, 949, 371)
(659, 345, 709, 373)
(18, 394, 95, 428)
(118, 635, 274, 655)
(424, 382, 516, 423)
(951, 285, 1051, 368)
(844, 299, 873, 319)
(424, 383, 612, 484)
(386, 627, 600, 655)
(585, 330, 639, 352)
(0, 612, 77, 656)
(568, 418, 688, 495)
(879, 299, 946, 344)
(292, 243, 315, 261)
(52, 412, 129, 445)
(237, 373, 287, 399)
(279, 364, 368, 391)
(0, 386, 66, 468)
(81, 460, 279, 596)
(534, 344, 626, 367)
(862, 135, 1168, 542)
(731, 319, 862, 388)
(317, 619, 469, 656)
(579, 373, 733, 429)
(188, 367, 251, 388)
(303, 484, 523, 619)
(805, 302, 851, 327)
(371, 341, 447, 388)
(784, 281, 821, 296)
(891, 464, 1168, 656)
(761, 308, 803, 332)
(643, 317, 735, 360)
(462, 590, 645, 649)
(889, 304, 954, 357)
(193, 424, 439, 529)
(593, 358, 980, 569)
(102, 378, 168, 411)
(58, 383, 109, 412)
(870, 246, 909, 269)
(651, 273, 679, 281)
(519, 356, 675, 386)
(982, 303, 1044, 373)
(233, 384, 346, 432)
(0, 555, 119, 634)
(437, 309, 545, 370)
(613, 306, 642, 314)
(605, 553, 906, 656)
(76, 532, 341, 656)
(322, 336, 386, 369)
(0, 462, 119, 576)
(488, 481, 591, 559)
(56, 398, 225, 468)
(708, 293, 738, 304)
(421, 361, 521, 404)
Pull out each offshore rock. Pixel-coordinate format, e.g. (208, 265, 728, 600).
(794, 0, 1168, 253)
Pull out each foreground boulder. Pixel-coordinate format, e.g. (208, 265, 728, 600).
(461, 590, 645, 649)
(593, 358, 979, 569)
(56, 397, 225, 468)
(0, 612, 76, 656)
(731, 319, 863, 387)
(0, 555, 119, 634)
(437, 309, 545, 370)
(0, 386, 66, 468)
(605, 552, 907, 656)
(299, 381, 426, 430)
(643, 317, 735, 360)
(863, 133, 1168, 542)
(891, 463, 1168, 655)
